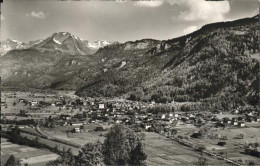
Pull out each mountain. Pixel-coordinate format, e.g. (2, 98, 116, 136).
(75, 15, 259, 110)
(0, 38, 43, 55)
(0, 15, 259, 111)
(0, 38, 25, 54)
(86, 40, 114, 50)
(0, 33, 113, 55)
(31, 32, 93, 55)
(31, 32, 114, 55)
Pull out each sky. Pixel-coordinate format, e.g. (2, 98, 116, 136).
(0, 0, 259, 43)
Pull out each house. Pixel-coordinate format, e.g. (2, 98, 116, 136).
(99, 103, 105, 109)
(157, 113, 165, 119)
(188, 113, 195, 118)
(19, 99, 26, 103)
(70, 122, 83, 126)
(60, 114, 72, 120)
(238, 121, 245, 127)
(232, 117, 238, 121)
(248, 112, 253, 116)
(30, 101, 38, 106)
(18, 125, 29, 129)
(168, 113, 173, 117)
(144, 124, 152, 130)
(222, 117, 231, 124)
(162, 114, 167, 120)
(55, 101, 63, 106)
(73, 127, 80, 133)
(115, 120, 122, 124)
(233, 109, 239, 114)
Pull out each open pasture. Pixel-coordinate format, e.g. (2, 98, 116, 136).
(1, 138, 59, 166)
(142, 132, 228, 166)
(41, 125, 107, 146)
(189, 127, 260, 165)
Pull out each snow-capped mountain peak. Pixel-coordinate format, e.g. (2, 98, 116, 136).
(87, 40, 111, 49)
(53, 37, 62, 45)
(6, 38, 22, 45)
(0, 38, 44, 55)
(1, 32, 115, 55)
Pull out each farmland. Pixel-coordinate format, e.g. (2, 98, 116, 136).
(172, 124, 260, 165)
(143, 132, 228, 166)
(1, 138, 59, 166)
(40, 125, 107, 146)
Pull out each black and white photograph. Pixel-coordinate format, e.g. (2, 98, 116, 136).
(0, 0, 259, 165)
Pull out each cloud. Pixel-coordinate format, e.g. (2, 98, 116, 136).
(1, 15, 5, 21)
(183, 25, 198, 34)
(134, 1, 164, 7)
(26, 11, 48, 19)
(177, 0, 230, 22)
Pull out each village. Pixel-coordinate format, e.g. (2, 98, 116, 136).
(1, 91, 260, 165)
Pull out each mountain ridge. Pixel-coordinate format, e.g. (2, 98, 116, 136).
(0, 32, 114, 55)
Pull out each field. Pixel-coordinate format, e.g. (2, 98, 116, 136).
(1, 91, 81, 121)
(41, 125, 107, 146)
(187, 127, 260, 165)
(142, 132, 229, 166)
(1, 92, 28, 114)
(1, 138, 59, 166)
(20, 132, 80, 155)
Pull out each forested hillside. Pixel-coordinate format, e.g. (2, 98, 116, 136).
(76, 15, 259, 110)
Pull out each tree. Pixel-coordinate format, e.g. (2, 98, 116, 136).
(129, 142, 147, 165)
(196, 155, 208, 166)
(76, 141, 104, 166)
(249, 161, 255, 166)
(128, 94, 137, 101)
(103, 125, 131, 165)
(103, 124, 145, 165)
(53, 145, 58, 152)
(5, 155, 20, 166)
(238, 133, 245, 139)
(83, 111, 88, 118)
(139, 133, 146, 141)
(60, 148, 76, 166)
(197, 144, 206, 155)
(48, 148, 76, 166)
(19, 110, 26, 116)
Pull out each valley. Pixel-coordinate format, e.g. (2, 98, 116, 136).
(1, 11, 259, 166)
